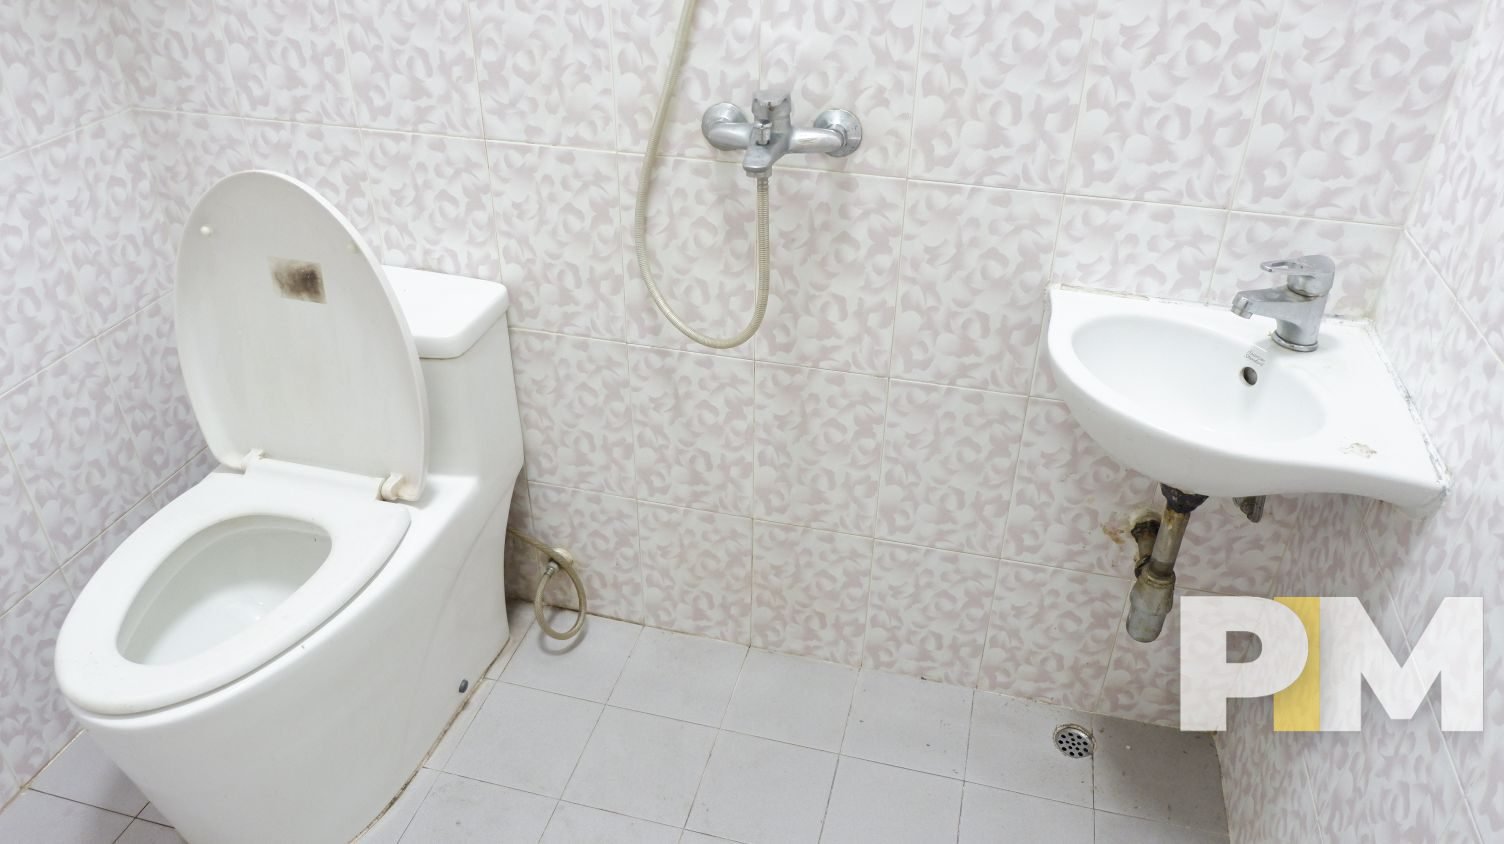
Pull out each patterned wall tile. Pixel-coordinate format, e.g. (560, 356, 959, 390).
(876, 380, 1025, 556)
(754, 169, 906, 374)
(1095, 586, 1214, 727)
(489, 143, 623, 337)
(1209, 213, 1401, 317)
(1001, 399, 1157, 576)
(363, 130, 500, 278)
(1176, 495, 1297, 596)
(472, 0, 614, 146)
(754, 363, 886, 535)
(0, 153, 92, 394)
(977, 560, 1126, 711)
(1234, 0, 1480, 224)
(340, 0, 482, 135)
(611, 0, 758, 159)
(910, 0, 1094, 190)
(219, 0, 356, 124)
(1405, 0, 1504, 363)
(863, 541, 997, 686)
(61, 493, 158, 593)
(628, 346, 754, 515)
(509, 330, 636, 496)
(619, 155, 759, 357)
(0, 343, 152, 560)
(761, 0, 921, 177)
(32, 114, 174, 331)
(0, 450, 53, 616)
(115, 0, 238, 115)
(638, 502, 752, 642)
(750, 521, 872, 665)
(1069, 0, 1281, 206)
(0, 573, 77, 783)
(135, 111, 250, 244)
(0, 81, 26, 156)
(243, 119, 380, 246)
(526, 483, 643, 623)
(0, 0, 127, 143)
(1053, 197, 1226, 301)
(502, 470, 545, 600)
(99, 296, 203, 487)
(153, 448, 219, 505)
(890, 182, 1060, 393)
(1219, 698, 1322, 844)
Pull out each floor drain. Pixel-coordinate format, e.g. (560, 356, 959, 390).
(1053, 724, 1094, 759)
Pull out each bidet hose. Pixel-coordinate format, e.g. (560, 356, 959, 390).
(632, 0, 772, 350)
(506, 527, 587, 640)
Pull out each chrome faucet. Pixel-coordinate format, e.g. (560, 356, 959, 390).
(1230, 255, 1337, 351)
(702, 91, 862, 178)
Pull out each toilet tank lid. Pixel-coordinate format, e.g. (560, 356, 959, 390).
(383, 266, 511, 359)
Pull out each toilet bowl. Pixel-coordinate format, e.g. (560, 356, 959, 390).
(53, 171, 525, 844)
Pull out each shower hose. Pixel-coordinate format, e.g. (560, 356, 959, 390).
(509, 0, 768, 642)
(634, 0, 773, 349)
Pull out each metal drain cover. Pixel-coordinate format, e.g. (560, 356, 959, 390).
(1053, 724, 1093, 758)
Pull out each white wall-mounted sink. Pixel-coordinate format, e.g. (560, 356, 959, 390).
(1046, 286, 1446, 511)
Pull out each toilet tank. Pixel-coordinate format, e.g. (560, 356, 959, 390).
(383, 267, 523, 486)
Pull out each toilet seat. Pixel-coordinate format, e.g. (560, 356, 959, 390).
(55, 463, 410, 716)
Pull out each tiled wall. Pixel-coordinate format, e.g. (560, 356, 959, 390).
(1218, 1, 1503, 841)
(0, 4, 217, 812)
(0, 0, 1488, 824)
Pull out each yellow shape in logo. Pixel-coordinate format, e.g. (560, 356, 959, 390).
(1273, 597, 1321, 731)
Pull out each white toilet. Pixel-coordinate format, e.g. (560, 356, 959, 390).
(53, 171, 524, 844)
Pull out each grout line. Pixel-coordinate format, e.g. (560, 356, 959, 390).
(1222, 0, 1292, 214)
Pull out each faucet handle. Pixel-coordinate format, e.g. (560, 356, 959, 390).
(1260, 254, 1335, 297)
(751, 89, 792, 123)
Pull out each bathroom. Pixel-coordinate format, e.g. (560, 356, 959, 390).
(0, 0, 1499, 841)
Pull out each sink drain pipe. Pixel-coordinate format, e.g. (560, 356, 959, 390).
(1125, 484, 1208, 643)
(506, 527, 588, 640)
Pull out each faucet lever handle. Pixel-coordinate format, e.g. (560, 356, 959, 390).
(1259, 254, 1335, 297)
(751, 89, 792, 123)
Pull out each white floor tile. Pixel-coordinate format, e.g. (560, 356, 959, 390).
(1093, 717, 1227, 833)
(137, 803, 171, 825)
(358, 768, 437, 844)
(446, 683, 603, 797)
(116, 819, 185, 844)
(400, 773, 556, 844)
(722, 650, 856, 752)
(0, 791, 132, 844)
(29, 733, 148, 816)
(966, 692, 1093, 807)
(485, 600, 539, 679)
(819, 757, 962, 844)
(958, 783, 1093, 844)
(687, 732, 838, 844)
(841, 670, 972, 777)
(609, 628, 747, 726)
(426, 680, 496, 770)
(679, 833, 736, 843)
(503, 614, 641, 702)
(563, 707, 716, 826)
(1094, 811, 1230, 844)
(540, 802, 680, 844)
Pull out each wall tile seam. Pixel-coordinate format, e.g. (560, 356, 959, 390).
(129, 100, 1420, 230)
(0, 105, 133, 162)
(1400, 229, 1504, 370)
(1218, 0, 1293, 219)
(1399, 0, 1500, 233)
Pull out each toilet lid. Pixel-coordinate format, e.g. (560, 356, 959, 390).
(176, 172, 428, 501)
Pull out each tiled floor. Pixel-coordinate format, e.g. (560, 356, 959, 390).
(0, 604, 1230, 843)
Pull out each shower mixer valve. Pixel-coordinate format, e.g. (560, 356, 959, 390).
(701, 91, 862, 178)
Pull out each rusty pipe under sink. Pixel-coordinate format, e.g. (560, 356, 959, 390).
(1125, 484, 1209, 643)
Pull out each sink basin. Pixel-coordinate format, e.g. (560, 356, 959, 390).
(1046, 286, 1445, 511)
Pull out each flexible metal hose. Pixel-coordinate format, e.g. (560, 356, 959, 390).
(633, 0, 772, 350)
(507, 527, 587, 640)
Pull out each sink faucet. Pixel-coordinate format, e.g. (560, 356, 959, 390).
(702, 91, 862, 178)
(1230, 255, 1336, 351)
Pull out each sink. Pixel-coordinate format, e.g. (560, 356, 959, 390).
(1046, 286, 1445, 511)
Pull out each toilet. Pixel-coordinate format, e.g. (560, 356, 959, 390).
(53, 171, 524, 844)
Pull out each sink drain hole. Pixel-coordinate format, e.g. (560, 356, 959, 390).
(1240, 366, 1259, 386)
(1053, 724, 1094, 759)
